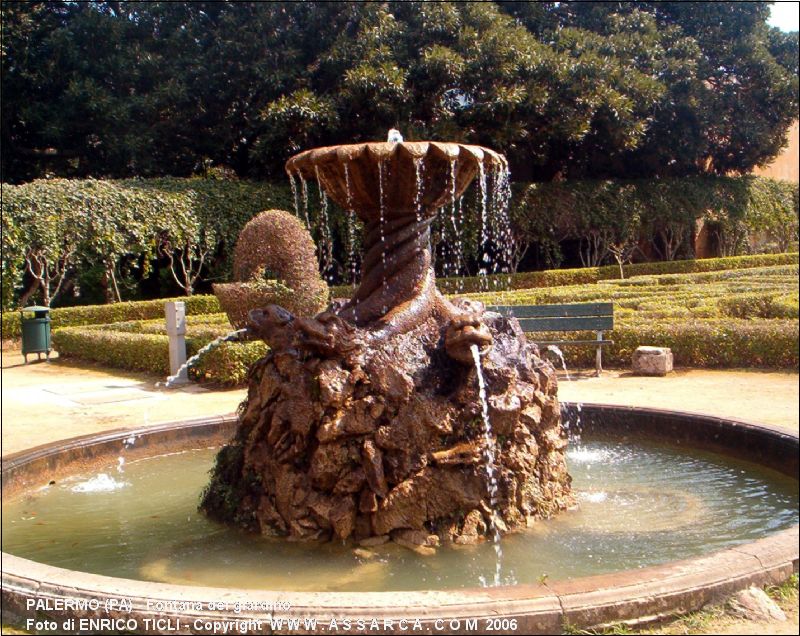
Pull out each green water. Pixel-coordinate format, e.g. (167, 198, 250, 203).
(3, 439, 797, 591)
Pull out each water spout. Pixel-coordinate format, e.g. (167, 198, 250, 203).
(470, 344, 503, 587)
(160, 329, 248, 388)
(387, 128, 403, 143)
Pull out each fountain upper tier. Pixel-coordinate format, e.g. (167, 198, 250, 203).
(285, 141, 507, 219)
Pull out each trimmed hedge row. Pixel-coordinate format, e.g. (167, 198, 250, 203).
(2, 295, 221, 340)
(190, 340, 268, 385)
(535, 319, 799, 369)
(52, 325, 267, 385)
(436, 252, 798, 295)
(52, 329, 171, 376)
(7, 253, 795, 340)
(53, 313, 798, 386)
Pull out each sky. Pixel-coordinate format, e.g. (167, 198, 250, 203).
(768, 1, 800, 31)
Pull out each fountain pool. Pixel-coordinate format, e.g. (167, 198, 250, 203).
(2, 406, 797, 633)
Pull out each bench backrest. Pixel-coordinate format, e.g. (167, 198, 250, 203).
(487, 302, 614, 332)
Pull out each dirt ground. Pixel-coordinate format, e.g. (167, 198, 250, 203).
(556, 367, 799, 433)
(1, 349, 798, 635)
(1, 350, 244, 455)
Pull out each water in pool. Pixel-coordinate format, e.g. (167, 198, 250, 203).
(3, 437, 797, 591)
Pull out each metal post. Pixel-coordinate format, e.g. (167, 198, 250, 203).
(596, 330, 603, 377)
(165, 301, 189, 385)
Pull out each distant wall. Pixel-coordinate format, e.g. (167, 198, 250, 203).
(752, 121, 799, 183)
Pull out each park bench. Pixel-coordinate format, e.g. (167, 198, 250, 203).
(487, 302, 614, 376)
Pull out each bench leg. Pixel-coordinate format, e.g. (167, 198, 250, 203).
(596, 331, 603, 377)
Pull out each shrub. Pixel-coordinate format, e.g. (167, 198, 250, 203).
(515, 176, 798, 263)
(52, 325, 268, 385)
(436, 253, 797, 297)
(2, 294, 221, 340)
(214, 209, 329, 328)
(214, 280, 298, 331)
(600, 253, 798, 279)
(53, 328, 171, 375)
(191, 340, 268, 385)
(1, 176, 294, 307)
(533, 319, 798, 370)
(718, 294, 799, 319)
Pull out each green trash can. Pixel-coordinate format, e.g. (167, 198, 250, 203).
(20, 305, 52, 363)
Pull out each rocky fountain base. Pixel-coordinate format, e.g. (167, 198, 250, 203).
(201, 141, 573, 551)
(202, 301, 571, 549)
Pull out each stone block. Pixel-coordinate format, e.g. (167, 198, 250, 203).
(632, 346, 673, 376)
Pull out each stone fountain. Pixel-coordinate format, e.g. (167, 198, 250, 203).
(201, 141, 573, 550)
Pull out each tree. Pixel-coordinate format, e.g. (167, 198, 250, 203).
(2, 1, 797, 184)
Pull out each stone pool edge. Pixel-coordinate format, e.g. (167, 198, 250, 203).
(2, 405, 798, 635)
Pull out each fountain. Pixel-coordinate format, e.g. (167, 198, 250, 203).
(200, 141, 573, 549)
(1, 139, 797, 634)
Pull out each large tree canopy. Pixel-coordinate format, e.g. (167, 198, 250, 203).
(2, 1, 797, 183)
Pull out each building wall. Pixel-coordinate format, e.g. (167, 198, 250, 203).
(752, 120, 799, 183)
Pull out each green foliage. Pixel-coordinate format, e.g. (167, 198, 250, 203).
(515, 177, 799, 265)
(190, 340, 268, 386)
(718, 293, 799, 320)
(0, 176, 293, 307)
(3, 2, 796, 182)
(478, 263, 799, 370)
(6, 253, 793, 341)
(52, 324, 267, 385)
(436, 253, 798, 296)
(544, 319, 799, 370)
(2, 294, 220, 340)
(41, 257, 800, 382)
(52, 329, 172, 375)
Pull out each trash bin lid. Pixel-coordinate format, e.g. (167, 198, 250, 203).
(21, 305, 51, 314)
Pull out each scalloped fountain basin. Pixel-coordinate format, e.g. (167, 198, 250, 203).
(2, 406, 797, 634)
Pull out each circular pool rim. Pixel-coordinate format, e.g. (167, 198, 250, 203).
(2, 404, 798, 634)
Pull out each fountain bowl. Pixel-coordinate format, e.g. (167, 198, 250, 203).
(2, 405, 797, 634)
(285, 141, 507, 218)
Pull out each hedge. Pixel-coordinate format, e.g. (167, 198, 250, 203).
(190, 340, 268, 385)
(52, 329, 171, 376)
(53, 314, 797, 386)
(2, 176, 295, 310)
(52, 326, 267, 385)
(535, 319, 799, 370)
(514, 176, 799, 263)
(2, 294, 220, 340)
(8, 252, 796, 339)
(330, 252, 798, 299)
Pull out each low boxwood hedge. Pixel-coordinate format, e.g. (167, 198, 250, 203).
(435, 253, 798, 296)
(533, 319, 799, 370)
(190, 340, 268, 385)
(7, 253, 796, 339)
(327, 253, 797, 299)
(52, 325, 267, 385)
(2, 294, 221, 340)
(52, 328, 172, 375)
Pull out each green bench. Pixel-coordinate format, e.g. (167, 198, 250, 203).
(487, 302, 614, 376)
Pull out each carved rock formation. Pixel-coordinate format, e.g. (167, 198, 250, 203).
(201, 300, 572, 545)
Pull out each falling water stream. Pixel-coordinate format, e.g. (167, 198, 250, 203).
(314, 166, 334, 281)
(300, 175, 310, 227)
(413, 158, 424, 223)
(289, 172, 301, 223)
(478, 161, 489, 283)
(470, 344, 504, 587)
(377, 160, 388, 315)
(547, 344, 585, 446)
(160, 329, 248, 388)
